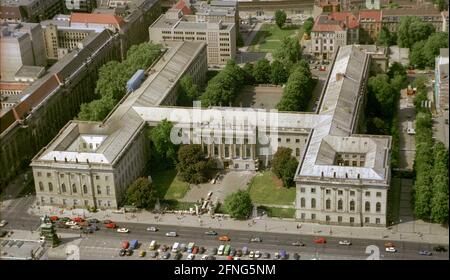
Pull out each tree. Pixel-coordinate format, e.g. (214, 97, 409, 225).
(430, 141, 449, 224)
(423, 32, 449, 68)
(397, 16, 435, 48)
(177, 75, 199, 106)
(271, 147, 298, 187)
(367, 74, 396, 119)
(377, 26, 394, 46)
(409, 40, 427, 69)
(276, 62, 313, 111)
(223, 190, 253, 220)
(177, 145, 215, 184)
(77, 94, 116, 121)
(124, 177, 156, 209)
(274, 37, 301, 65)
(436, 0, 447, 12)
(237, 32, 244, 48)
(270, 60, 288, 85)
(243, 62, 255, 85)
(149, 120, 179, 169)
(303, 17, 314, 36)
(367, 117, 389, 135)
(253, 58, 271, 84)
(275, 10, 287, 29)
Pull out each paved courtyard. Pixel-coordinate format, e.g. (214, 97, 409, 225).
(180, 171, 256, 203)
(234, 85, 283, 109)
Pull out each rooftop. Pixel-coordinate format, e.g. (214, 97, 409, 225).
(382, 8, 441, 16)
(312, 14, 345, 32)
(70, 13, 126, 27)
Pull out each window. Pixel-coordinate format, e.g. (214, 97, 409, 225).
(83, 185, 88, 194)
(326, 215, 330, 221)
(311, 188, 316, 194)
(47, 173, 51, 178)
(50, 197, 54, 204)
(60, 174, 64, 178)
(97, 186, 101, 195)
(235, 147, 240, 157)
(376, 202, 381, 213)
(311, 198, 316, 209)
(278, 138, 281, 143)
(296, 139, 300, 143)
(365, 217, 370, 223)
(105, 176, 109, 181)
(96, 175, 100, 180)
(72, 184, 77, 193)
(338, 216, 342, 222)
(338, 190, 343, 195)
(326, 189, 331, 194)
(286, 138, 290, 143)
(46, 182, 52, 192)
(365, 191, 370, 197)
(106, 186, 110, 196)
(84, 200, 89, 206)
(62, 199, 66, 205)
(40, 197, 45, 204)
(365, 201, 370, 212)
(376, 192, 382, 197)
(338, 199, 343, 210)
(296, 148, 300, 156)
(301, 213, 306, 219)
(301, 198, 305, 208)
(350, 217, 354, 223)
(73, 199, 78, 206)
(311, 214, 316, 220)
(225, 146, 229, 158)
(350, 191, 355, 196)
(376, 218, 380, 224)
(37, 172, 42, 177)
(326, 199, 331, 210)
(349, 200, 355, 211)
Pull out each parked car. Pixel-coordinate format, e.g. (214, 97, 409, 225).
(72, 217, 84, 223)
(201, 254, 209, 260)
(119, 249, 126, 256)
(0, 231, 7, 238)
(254, 251, 261, 259)
(205, 230, 217, 236)
(279, 249, 287, 260)
(250, 237, 262, 242)
(236, 249, 242, 257)
(199, 246, 206, 254)
(163, 252, 171, 259)
(125, 249, 133, 256)
(105, 222, 117, 229)
(149, 240, 157, 250)
(103, 220, 113, 224)
(49, 216, 59, 222)
(60, 217, 71, 223)
(192, 246, 199, 255)
(229, 248, 236, 256)
(70, 225, 81, 230)
(65, 221, 78, 226)
(87, 218, 99, 224)
(139, 251, 146, 257)
(385, 247, 397, 253)
(314, 237, 326, 244)
(433, 245, 447, 252)
(117, 228, 129, 233)
(419, 250, 432, 256)
(234, 256, 241, 260)
(121, 241, 130, 249)
(146, 226, 158, 232)
(384, 242, 395, 248)
(242, 246, 249, 255)
(338, 240, 352, 246)
(166, 231, 177, 237)
(226, 255, 234, 260)
(292, 241, 305, 246)
(187, 253, 195, 260)
(212, 247, 218, 255)
(180, 243, 187, 252)
(174, 253, 183, 260)
(263, 252, 270, 259)
(292, 253, 300, 260)
(82, 227, 94, 234)
(218, 235, 230, 241)
(249, 251, 255, 258)
(129, 240, 139, 250)
(149, 251, 158, 258)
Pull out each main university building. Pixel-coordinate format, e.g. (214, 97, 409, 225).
(31, 42, 392, 227)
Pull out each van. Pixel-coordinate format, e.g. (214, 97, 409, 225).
(130, 240, 139, 250)
(149, 240, 157, 250)
(218, 245, 225, 255)
(172, 242, 180, 253)
(224, 245, 231, 256)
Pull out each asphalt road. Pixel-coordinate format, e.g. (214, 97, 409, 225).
(55, 221, 449, 260)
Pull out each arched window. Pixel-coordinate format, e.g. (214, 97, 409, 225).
(338, 199, 343, 210)
(376, 202, 381, 213)
(72, 184, 77, 193)
(326, 199, 331, 210)
(48, 182, 53, 192)
(83, 185, 88, 194)
(97, 185, 101, 195)
(61, 183, 66, 193)
(311, 198, 316, 209)
(365, 201, 370, 212)
(300, 198, 305, 208)
(39, 182, 44, 192)
(106, 186, 111, 196)
(350, 200, 355, 211)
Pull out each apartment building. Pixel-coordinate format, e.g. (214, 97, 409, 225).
(358, 10, 381, 43)
(0, 0, 64, 23)
(381, 8, 444, 32)
(149, 8, 236, 66)
(30, 41, 208, 209)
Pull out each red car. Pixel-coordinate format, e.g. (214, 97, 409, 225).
(314, 237, 326, 244)
(218, 235, 230, 242)
(105, 222, 117, 229)
(72, 217, 84, 223)
(50, 216, 59, 222)
(192, 246, 199, 254)
(122, 241, 129, 249)
(226, 255, 234, 260)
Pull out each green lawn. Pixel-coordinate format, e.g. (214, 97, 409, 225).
(248, 171, 296, 205)
(387, 177, 402, 225)
(263, 207, 295, 219)
(151, 169, 189, 200)
(249, 24, 303, 53)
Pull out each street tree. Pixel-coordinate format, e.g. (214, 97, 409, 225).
(177, 145, 215, 184)
(253, 58, 271, 84)
(243, 62, 255, 85)
(377, 26, 395, 46)
(423, 32, 449, 67)
(77, 94, 116, 121)
(271, 147, 298, 187)
(275, 10, 287, 29)
(149, 119, 179, 169)
(274, 37, 301, 65)
(223, 190, 253, 220)
(397, 16, 435, 48)
(303, 17, 314, 36)
(124, 177, 156, 209)
(270, 60, 288, 85)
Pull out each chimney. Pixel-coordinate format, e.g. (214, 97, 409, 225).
(336, 73, 344, 81)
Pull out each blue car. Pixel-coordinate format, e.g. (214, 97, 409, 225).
(419, 250, 432, 256)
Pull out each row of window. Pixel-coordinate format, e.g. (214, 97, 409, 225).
(36, 172, 110, 182)
(315, 46, 334, 52)
(38, 182, 111, 196)
(300, 188, 382, 197)
(299, 198, 382, 212)
(299, 213, 381, 224)
(40, 196, 112, 207)
(277, 138, 306, 143)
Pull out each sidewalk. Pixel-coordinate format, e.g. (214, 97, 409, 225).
(29, 205, 449, 245)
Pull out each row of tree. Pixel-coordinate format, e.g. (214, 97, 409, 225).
(77, 43, 162, 121)
(271, 147, 298, 188)
(413, 111, 449, 224)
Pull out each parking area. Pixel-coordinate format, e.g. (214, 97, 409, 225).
(234, 85, 283, 109)
(181, 171, 256, 203)
(0, 239, 44, 260)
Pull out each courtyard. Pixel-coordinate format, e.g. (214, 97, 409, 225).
(248, 24, 303, 53)
(234, 85, 283, 109)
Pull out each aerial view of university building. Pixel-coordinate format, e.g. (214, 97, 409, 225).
(0, 0, 448, 261)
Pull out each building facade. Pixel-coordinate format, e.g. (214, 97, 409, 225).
(311, 14, 350, 61)
(381, 8, 443, 32)
(358, 10, 381, 43)
(434, 48, 449, 112)
(149, 8, 236, 66)
(31, 41, 208, 209)
(0, 0, 65, 23)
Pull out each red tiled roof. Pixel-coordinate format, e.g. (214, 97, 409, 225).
(70, 13, 125, 27)
(174, 0, 192, 15)
(0, 82, 29, 91)
(312, 15, 345, 32)
(359, 10, 382, 21)
(329, 12, 359, 29)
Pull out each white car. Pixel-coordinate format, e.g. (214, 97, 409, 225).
(187, 253, 195, 260)
(385, 247, 397, 253)
(166, 231, 177, 237)
(254, 251, 261, 258)
(0, 220, 7, 227)
(146, 227, 158, 232)
(249, 251, 255, 258)
(65, 221, 78, 226)
(201, 254, 208, 260)
(117, 228, 130, 233)
(338, 240, 352, 246)
(70, 225, 81, 230)
(234, 256, 241, 260)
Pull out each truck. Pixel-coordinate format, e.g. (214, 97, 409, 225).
(129, 240, 139, 250)
(126, 69, 145, 92)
